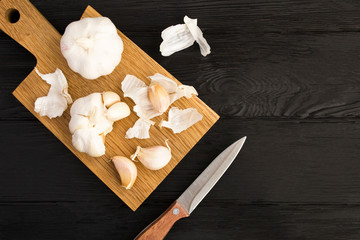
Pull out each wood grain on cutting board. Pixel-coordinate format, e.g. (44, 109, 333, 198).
(0, 0, 219, 211)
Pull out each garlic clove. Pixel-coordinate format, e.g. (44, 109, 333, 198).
(148, 84, 171, 113)
(106, 102, 130, 122)
(112, 156, 137, 189)
(102, 91, 121, 108)
(131, 140, 171, 170)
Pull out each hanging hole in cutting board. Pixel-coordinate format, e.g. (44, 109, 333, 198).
(6, 8, 20, 24)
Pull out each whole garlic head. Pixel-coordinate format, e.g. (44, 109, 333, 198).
(69, 92, 130, 157)
(60, 17, 124, 80)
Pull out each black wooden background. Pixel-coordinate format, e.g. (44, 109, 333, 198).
(1, 0, 360, 239)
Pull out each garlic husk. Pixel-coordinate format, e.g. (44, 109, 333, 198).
(160, 24, 195, 56)
(148, 84, 171, 113)
(125, 118, 155, 139)
(34, 68, 72, 119)
(122, 74, 198, 139)
(159, 107, 203, 134)
(103, 91, 121, 108)
(131, 140, 171, 170)
(106, 102, 130, 122)
(159, 16, 210, 57)
(184, 16, 211, 57)
(60, 17, 123, 80)
(112, 156, 137, 189)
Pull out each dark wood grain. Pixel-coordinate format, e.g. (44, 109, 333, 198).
(1, 0, 360, 239)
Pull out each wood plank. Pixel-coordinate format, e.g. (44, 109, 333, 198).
(0, 0, 218, 210)
(23, 0, 360, 34)
(1, 119, 359, 204)
(1, 202, 360, 240)
(2, 31, 360, 119)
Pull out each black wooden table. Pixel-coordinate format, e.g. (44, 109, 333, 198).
(1, 1, 360, 239)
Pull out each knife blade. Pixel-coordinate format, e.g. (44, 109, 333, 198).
(135, 137, 246, 240)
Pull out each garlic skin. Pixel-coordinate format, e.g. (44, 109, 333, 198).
(159, 107, 203, 134)
(69, 92, 130, 157)
(160, 16, 211, 57)
(60, 17, 123, 80)
(34, 68, 72, 119)
(112, 156, 137, 189)
(148, 84, 171, 113)
(121, 73, 198, 139)
(131, 140, 171, 170)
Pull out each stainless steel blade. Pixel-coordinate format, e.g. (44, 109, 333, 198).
(177, 137, 246, 214)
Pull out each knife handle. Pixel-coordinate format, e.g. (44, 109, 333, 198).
(134, 200, 189, 240)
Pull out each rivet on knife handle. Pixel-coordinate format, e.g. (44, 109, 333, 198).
(134, 200, 189, 240)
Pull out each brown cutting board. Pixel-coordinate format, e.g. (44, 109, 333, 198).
(0, 0, 219, 211)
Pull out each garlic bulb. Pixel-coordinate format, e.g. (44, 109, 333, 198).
(60, 17, 124, 79)
(160, 16, 211, 57)
(159, 107, 203, 133)
(69, 91, 130, 157)
(34, 68, 72, 119)
(121, 73, 198, 139)
(148, 84, 171, 113)
(112, 156, 137, 189)
(131, 140, 171, 170)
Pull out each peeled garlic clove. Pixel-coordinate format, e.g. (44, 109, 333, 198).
(106, 102, 130, 122)
(131, 140, 171, 170)
(112, 156, 137, 189)
(102, 91, 120, 108)
(148, 84, 171, 113)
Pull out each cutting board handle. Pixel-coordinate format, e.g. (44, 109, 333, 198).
(0, 0, 61, 61)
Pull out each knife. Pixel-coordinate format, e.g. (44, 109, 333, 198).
(134, 136, 247, 240)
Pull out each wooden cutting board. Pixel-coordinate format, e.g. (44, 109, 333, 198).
(0, 0, 219, 211)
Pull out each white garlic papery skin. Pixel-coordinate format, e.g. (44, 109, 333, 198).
(160, 15, 210, 57)
(60, 17, 124, 80)
(159, 107, 203, 134)
(131, 140, 171, 170)
(69, 92, 130, 157)
(121, 74, 198, 139)
(34, 68, 72, 119)
(112, 156, 137, 189)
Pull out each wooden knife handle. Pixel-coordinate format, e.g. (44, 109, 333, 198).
(0, 0, 60, 60)
(135, 200, 189, 240)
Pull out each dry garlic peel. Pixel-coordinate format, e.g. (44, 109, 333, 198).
(131, 140, 171, 170)
(69, 92, 130, 157)
(183, 16, 211, 57)
(121, 73, 198, 139)
(125, 118, 155, 139)
(34, 68, 72, 119)
(60, 17, 123, 80)
(160, 15, 211, 57)
(160, 24, 195, 57)
(159, 107, 203, 134)
(112, 156, 137, 189)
